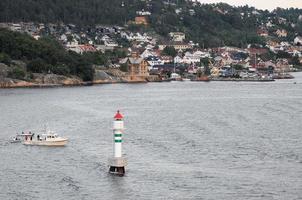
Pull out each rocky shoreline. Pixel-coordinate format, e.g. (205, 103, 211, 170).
(0, 68, 162, 88)
(0, 72, 298, 89)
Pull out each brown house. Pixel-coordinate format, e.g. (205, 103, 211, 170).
(135, 16, 148, 25)
(120, 52, 149, 81)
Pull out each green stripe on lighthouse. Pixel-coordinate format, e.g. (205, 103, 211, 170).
(114, 134, 122, 137)
(115, 139, 122, 143)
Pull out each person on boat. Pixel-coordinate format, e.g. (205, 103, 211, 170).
(37, 135, 40, 141)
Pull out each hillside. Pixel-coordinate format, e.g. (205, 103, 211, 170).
(1, 0, 302, 47)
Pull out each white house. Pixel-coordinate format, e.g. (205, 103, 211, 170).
(136, 10, 151, 16)
(140, 49, 157, 59)
(101, 35, 111, 42)
(294, 36, 302, 45)
(182, 52, 200, 64)
(146, 57, 164, 68)
(169, 32, 185, 42)
(60, 34, 68, 42)
(174, 55, 183, 64)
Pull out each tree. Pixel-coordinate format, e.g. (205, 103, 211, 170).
(0, 52, 11, 65)
(120, 63, 128, 72)
(233, 64, 244, 70)
(200, 57, 210, 67)
(162, 46, 177, 57)
(8, 66, 26, 80)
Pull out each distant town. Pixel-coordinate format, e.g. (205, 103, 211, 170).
(1, 8, 302, 87)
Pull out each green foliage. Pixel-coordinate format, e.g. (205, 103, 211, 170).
(8, 66, 26, 80)
(260, 50, 276, 61)
(1, 1, 301, 47)
(1, 0, 295, 47)
(0, 28, 95, 81)
(200, 57, 210, 67)
(232, 64, 244, 70)
(162, 46, 177, 57)
(0, 52, 11, 65)
(27, 58, 49, 73)
(290, 55, 302, 69)
(120, 63, 128, 72)
(204, 65, 211, 75)
(276, 51, 291, 59)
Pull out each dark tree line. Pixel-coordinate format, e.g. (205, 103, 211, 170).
(1, 0, 302, 47)
(0, 28, 126, 81)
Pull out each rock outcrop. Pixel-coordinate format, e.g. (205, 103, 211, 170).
(32, 73, 83, 85)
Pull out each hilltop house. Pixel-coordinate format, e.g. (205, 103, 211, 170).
(136, 10, 151, 16)
(257, 28, 269, 37)
(159, 42, 192, 51)
(169, 32, 186, 42)
(135, 16, 148, 25)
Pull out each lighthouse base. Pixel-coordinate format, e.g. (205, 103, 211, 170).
(109, 166, 125, 176)
(108, 157, 127, 176)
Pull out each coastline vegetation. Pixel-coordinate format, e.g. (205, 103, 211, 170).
(0, 29, 126, 81)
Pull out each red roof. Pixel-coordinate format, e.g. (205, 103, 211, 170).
(114, 110, 123, 119)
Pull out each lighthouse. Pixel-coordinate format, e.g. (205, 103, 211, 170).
(109, 110, 127, 176)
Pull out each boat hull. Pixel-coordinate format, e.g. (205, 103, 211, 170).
(23, 139, 68, 146)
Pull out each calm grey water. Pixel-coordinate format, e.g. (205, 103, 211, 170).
(1, 73, 302, 200)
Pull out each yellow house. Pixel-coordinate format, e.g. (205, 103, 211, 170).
(135, 16, 148, 25)
(120, 52, 149, 81)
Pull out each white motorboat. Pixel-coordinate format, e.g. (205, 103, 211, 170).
(23, 131, 68, 146)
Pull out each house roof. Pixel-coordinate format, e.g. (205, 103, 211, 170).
(129, 57, 144, 64)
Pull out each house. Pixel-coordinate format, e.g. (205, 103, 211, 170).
(60, 34, 68, 42)
(278, 17, 287, 24)
(294, 36, 302, 46)
(169, 32, 186, 42)
(120, 52, 149, 81)
(120, 32, 132, 41)
(187, 66, 199, 74)
(135, 16, 148, 25)
(140, 49, 157, 58)
(175, 8, 182, 15)
(10, 23, 21, 31)
(104, 40, 118, 48)
(182, 52, 200, 64)
(257, 28, 269, 37)
(67, 44, 97, 54)
(189, 9, 195, 16)
(160, 56, 173, 64)
(266, 21, 274, 28)
(276, 29, 287, 38)
(145, 56, 164, 69)
(276, 59, 291, 72)
(159, 42, 192, 51)
(32, 34, 40, 40)
(174, 55, 183, 64)
(136, 10, 151, 16)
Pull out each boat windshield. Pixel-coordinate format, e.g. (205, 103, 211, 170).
(42, 134, 58, 138)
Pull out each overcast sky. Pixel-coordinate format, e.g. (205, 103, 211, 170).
(197, 0, 302, 10)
